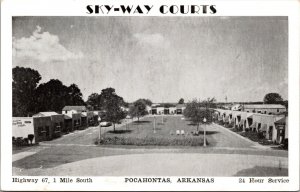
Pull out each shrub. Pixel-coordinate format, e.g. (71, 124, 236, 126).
(257, 132, 265, 139)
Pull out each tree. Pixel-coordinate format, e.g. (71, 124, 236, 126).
(184, 99, 213, 132)
(35, 79, 69, 112)
(128, 99, 148, 122)
(86, 93, 101, 110)
(201, 97, 217, 108)
(13, 67, 41, 116)
(67, 84, 85, 105)
(133, 98, 152, 106)
(178, 98, 184, 104)
(99, 88, 126, 132)
(263, 93, 283, 104)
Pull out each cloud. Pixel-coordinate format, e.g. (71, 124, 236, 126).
(133, 33, 170, 49)
(13, 25, 83, 62)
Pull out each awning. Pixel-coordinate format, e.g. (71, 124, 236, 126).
(246, 113, 254, 118)
(64, 115, 72, 120)
(275, 117, 286, 125)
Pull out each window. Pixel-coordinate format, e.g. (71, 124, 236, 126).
(264, 111, 267, 114)
(277, 109, 279, 112)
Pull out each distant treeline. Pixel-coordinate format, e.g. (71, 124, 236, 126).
(13, 67, 85, 117)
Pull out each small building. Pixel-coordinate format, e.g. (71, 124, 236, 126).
(33, 111, 64, 137)
(243, 104, 286, 115)
(62, 106, 87, 116)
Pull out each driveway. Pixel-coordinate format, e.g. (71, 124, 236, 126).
(13, 153, 288, 176)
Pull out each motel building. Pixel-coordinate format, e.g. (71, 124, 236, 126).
(32, 112, 64, 140)
(62, 106, 88, 130)
(150, 104, 186, 115)
(13, 111, 65, 144)
(13, 106, 100, 145)
(242, 104, 286, 115)
(215, 104, 288, 144)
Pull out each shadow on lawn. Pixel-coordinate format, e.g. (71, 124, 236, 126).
(132, 120, 151, 124)
(194, 131, 219, 135)
(107, 130, 132, 134)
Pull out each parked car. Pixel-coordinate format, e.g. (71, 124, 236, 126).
(100, 121, 112, 127)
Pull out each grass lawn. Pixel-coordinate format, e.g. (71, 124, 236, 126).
(97, 116, 207, 146)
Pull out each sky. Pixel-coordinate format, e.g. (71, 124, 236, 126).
(12, 16, 288, 103)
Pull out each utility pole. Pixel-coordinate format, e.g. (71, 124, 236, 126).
(203, 117, 207, 147)
(98, 124, 101, 145)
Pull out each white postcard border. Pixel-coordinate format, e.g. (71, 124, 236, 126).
(1, 0, 299, 191)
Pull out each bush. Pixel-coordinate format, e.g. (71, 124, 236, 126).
(96, 135, 206, 146)
(257, 132, 265, 139)
(13, 137, 31, 147)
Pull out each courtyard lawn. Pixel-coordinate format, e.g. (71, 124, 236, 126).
(97, 116, 208, 146)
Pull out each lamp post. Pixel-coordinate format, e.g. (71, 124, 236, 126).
(98, 117, 101, 145)
(203, 117, 207, 147)
(153, 115, 156, 133)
